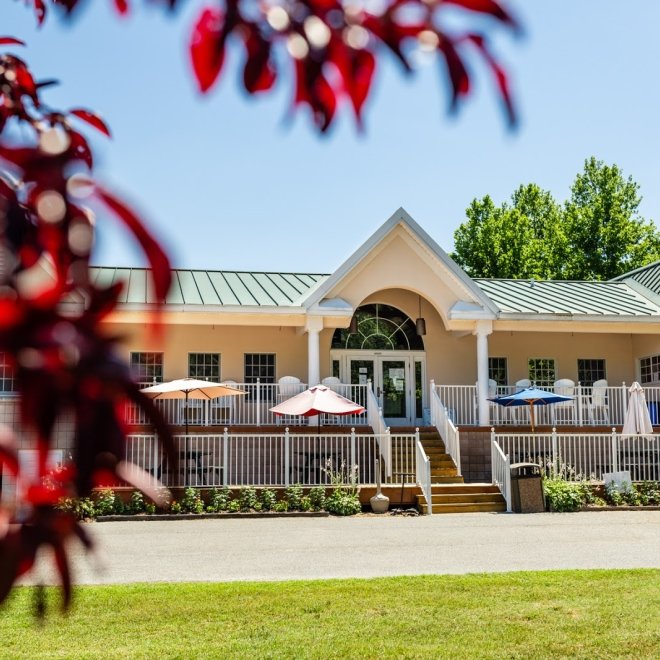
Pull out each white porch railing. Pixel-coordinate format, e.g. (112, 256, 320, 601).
(436, 383, 660, 428)
(493, 428, 660, 482)
(365, 383, 391, 476)
(429, 380, 461, 476)
(124, 381, 370, 428)
(415, 429, 432, 515)
(490, 438, 512, 512)
(123, 430, 415, 489)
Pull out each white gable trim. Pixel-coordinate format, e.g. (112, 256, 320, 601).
(301, 207, 497, 317)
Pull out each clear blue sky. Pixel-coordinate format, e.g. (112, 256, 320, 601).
(6, 1, 660, 272)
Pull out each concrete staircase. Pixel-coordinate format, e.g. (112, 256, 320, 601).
(414, 429, 506, 515)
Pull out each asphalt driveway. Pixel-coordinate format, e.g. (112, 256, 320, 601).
(26, 510, 660, 585)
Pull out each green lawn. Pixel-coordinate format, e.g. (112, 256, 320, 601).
(2, 570, 659, 659)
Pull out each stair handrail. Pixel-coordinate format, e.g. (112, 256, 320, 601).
(490, 431, 512, 512)
(415, 428, 433, 515)
(366, 382, 391, 476)
(430, 379, 461, 476)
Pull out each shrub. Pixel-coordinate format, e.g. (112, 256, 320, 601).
(57, 497, 96, 521)
(227, 499, 241, 512)
(259, 488, 277, 512)
(308, 486, 326, 511)
(325, 490, 361, 516)
(180, 487, 204, 514)
(127, 491, 146, 515)
(274, 500, 288, 513)
(239, 486, 258, 512)
(170, 500, 182, 514)
(94, 488, 118, 516)
(542, 477, 586, 512)
(207, 487, 231, 512)
(300, 496, 312, 512)
(637, 481, 660, 505)
(285, 484, 303, 511)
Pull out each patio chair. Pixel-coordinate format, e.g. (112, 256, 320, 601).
(474, 379, 500, 424)
(276, 376, 304, 424)
(210, 380, 238, 425)
(552, 378, 576, 425)
(321, 376, 344, 424)
(588, 379, 610, 425)
(512, 379, 532, 425)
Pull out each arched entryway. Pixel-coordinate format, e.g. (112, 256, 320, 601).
(330, 303, 426, 426)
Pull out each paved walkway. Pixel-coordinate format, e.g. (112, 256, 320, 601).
(26, 511, 660, 585)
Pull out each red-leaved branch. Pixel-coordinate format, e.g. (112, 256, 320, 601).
(29, 0, 519, 132)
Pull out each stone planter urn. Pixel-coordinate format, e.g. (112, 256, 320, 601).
(370, 458, 390, 513)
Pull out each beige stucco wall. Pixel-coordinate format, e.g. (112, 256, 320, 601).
(106, 322, 310, 382)
(489, 331, 635, 385)
(106, 289, 648, 388)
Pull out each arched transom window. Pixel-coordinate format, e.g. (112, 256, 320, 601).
(331, 304, 424, 351)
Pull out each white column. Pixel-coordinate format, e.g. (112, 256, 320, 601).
(306, 316, 323, 387)
(473, 321, 493, 427)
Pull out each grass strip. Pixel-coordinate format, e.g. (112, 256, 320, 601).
(1, 570, 659, 659)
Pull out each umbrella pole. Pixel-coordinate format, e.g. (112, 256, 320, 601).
(530, 402, 535, 432)
(185, 392, 189, 486)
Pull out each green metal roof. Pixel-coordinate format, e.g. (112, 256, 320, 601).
(611, 260, 660, 296)
(89, 267, 330, 307)
(473, 278, 660, 317)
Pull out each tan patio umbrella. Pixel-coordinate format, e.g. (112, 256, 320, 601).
(141, 378, 245, 485)
(140, 378, 245, 435)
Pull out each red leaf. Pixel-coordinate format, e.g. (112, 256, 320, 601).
(69, 109, 112, 138)
(93, 186, 172, 302)
(466, 34, 516, 125)
(294, 60, 337, 133)
(242, 28, 276, 94)
(445, 0, 520, 31)
(0, 37, 26, 46)
(69, 130, 94, 168)
(438, 35, 471, 113)
(114, 0, 130, 15)
(331, 43, 375, 127)
(190, 7, 226, 93)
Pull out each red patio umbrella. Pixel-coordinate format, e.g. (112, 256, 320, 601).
(269, 384, 365, 430)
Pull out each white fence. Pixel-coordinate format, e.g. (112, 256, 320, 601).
(493, 428, 660, 482)
(491, 440, 512, 512)
(125, 381, 370, 428)
(429, 380, 461, 476)
(415, 430, 432, 515)
(124, 430, 417, 489)
(436, 383, 660, 428)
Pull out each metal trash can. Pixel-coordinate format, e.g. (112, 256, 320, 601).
(510, 462, 544, 513)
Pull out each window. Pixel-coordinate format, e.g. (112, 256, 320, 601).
(331, 304, 424, 351)
(332, 360, 340, 379)
(488, 357, 508, 386)
(0, 352, 16, 394)
(130, 352, 163, 387)
(188, 353, 220, 382)
(244, 353, 275, 399)
(577, 359, 606, 387)
(528, 358, 556, 388)
(640, 355, 660, 384)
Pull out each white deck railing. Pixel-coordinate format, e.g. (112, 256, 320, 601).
(435, 383, 660, 428)
(365, 384, 391, 476)
(490, 439, 512, 512)
(429, 380, 461, 476)
(123, 430, 415, 489)
(493, 428, 660, 482)
(415, 429, 432, 515)
(124, 381, 370, 428)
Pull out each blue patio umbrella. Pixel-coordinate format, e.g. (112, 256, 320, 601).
(488, 387, 573, 431)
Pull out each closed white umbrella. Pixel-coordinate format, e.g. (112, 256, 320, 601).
(622, 382, 654, 436)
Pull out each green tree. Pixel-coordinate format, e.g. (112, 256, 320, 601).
(452, 184, 566, 279)
(563, 157, 660, 280)
(452, 160, 660, 280)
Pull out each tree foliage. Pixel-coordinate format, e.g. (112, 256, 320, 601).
(452, 158, 660, 280)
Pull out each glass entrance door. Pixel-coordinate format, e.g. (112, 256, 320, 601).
(348, 356, 414, 426)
